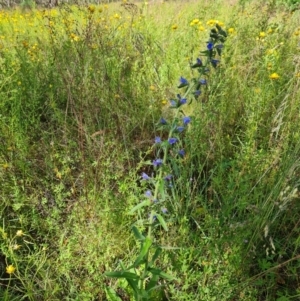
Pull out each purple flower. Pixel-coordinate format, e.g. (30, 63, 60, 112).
(155, 137, 161, 144)
(168, 138, 178, 145)
(176, 126, 184, 133)
(145, 190, 152, 198)
(177, 94, 187, 105)
(207, 41, 214, 50)
(211, 59, 220, 68)
(192, 58, 202, 68)
(141, 172, 151, 180)
(161, 207, 168, 214)
(199, 79, 207, 85)
(178, 76, 188, 88)
(164, 174, 172, 181)
(170, 100, 177, 107)
(183, 116, 191, 125)
(160, 117, 167, 125)
(153, 159, 163, 167)
(194, 90, 201, 97)
(178, 149, 185, 157)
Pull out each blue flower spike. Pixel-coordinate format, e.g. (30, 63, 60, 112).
(177, 94, 187, 105)
(161, 207, 168, 214)
(183, 116, 191, 125)
(176, 126, 184, 133)
(164, 174, 172, 181)
(178, 76, 189, 88)
(155, 137, 162, 144)
(160, 117, 167, 125)
(145, 190, 152, 198)
(153, 159, 163, 167)
(194, 90, 201, 98)
(211, 59, 220, 68)
(192, 58, 203, 68)
(178, 149, 185, 157)
(170, 100, 177, 108)
(141, 172, 151, 180)
(168, 138, 178, 145)
(207, 41, 214, 51)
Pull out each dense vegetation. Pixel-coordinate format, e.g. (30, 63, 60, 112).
(0, 0, 300, 300)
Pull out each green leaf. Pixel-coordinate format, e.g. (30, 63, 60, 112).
(105, 287, 123, 301)
(149, 247, 162, 267)
(129, 200, 151, 214)
(216, 48, 222, 56)
(156, 213, 168, 231)
(133, 236, 152, 267)
(132, 226, 145, 241)
(158, 180, 166, 202)
(105, 271, 140, 280)
(126, 278, 140, 294)
(216, 24, 227, 37)
(146, 274, 159, 292)
(148, 268, 175, 281)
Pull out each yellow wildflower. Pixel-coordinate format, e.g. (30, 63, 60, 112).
(269, 73, 280, 80)
(12, 244, 21, 250)
(70, 33, 80, 42)
(206, 19, 216, 26)
(88, 5, 96, 13)
(171, 24, 178, 30)
(161, 99, 167, 105)
(16, 230, 24, 237)
(296, 72, 300, 78)
(190, 18, 200, 26)
(6, 265, 16, 274)
(259, 32, 266, 38)
(215, 20, 224, 26)
(198, 25, 205, 31)
(149, 85, 156, 91)
(228, 27, 235, 34)
(2, 163, 9, 169)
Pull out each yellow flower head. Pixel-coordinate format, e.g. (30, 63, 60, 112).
(215, 20, 224, 27)
(259, 32, 266, 38)
(206, 19, 216, 26)
(88, 5, 96, 13)
(198, 25, 205, 31)
(269, 73, 280, 80)
(6, 265, 16, 274)
(161, 99, 167, 105)
(171, 24, 178, 30)
(190, 18, 200, 26)
(16, 230, 24, 237)
(2, 163, 9, 169)
(70, 33, 80, 42)
(228, 27, 235, 34)
(12, 244, 21, 250)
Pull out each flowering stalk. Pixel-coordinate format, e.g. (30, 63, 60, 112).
(105, 23, 227, 301)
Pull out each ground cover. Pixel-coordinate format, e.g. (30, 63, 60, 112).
(0, 0, 300, 300)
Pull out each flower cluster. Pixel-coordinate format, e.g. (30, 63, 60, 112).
(138, 24, 227, 227)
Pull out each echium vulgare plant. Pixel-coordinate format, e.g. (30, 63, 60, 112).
(105, 24, 227, 301)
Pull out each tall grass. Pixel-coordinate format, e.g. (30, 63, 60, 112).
(0, 0, 300, 300)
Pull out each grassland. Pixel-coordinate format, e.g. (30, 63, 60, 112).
(0, 0, 300, 300)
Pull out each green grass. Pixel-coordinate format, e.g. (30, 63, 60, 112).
(0, 0, 300, 300)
